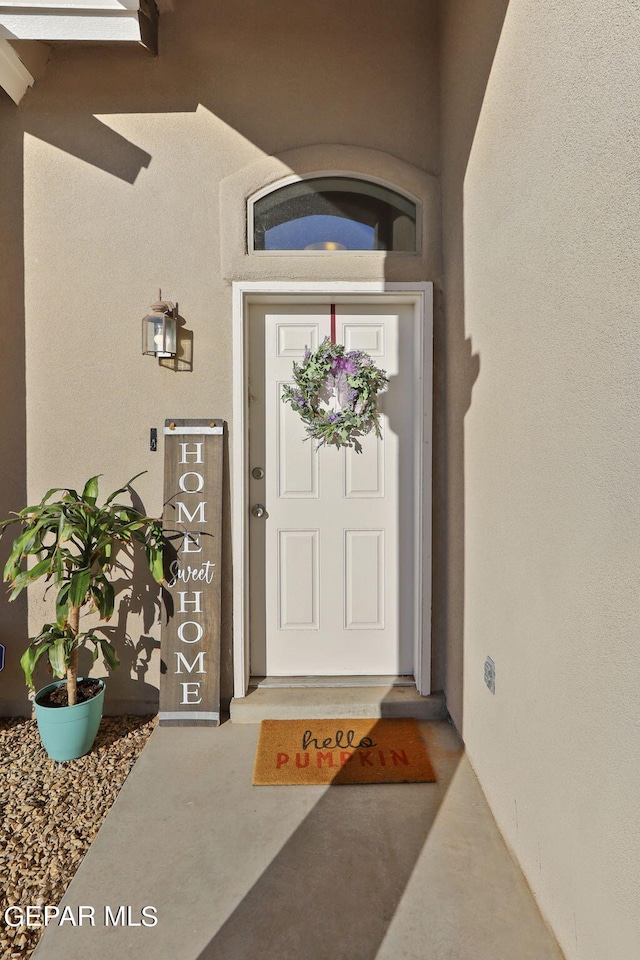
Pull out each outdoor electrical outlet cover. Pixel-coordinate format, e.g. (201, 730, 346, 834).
(484, 656, 495, 694)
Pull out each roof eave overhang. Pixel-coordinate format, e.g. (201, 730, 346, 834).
(0, 0, 157, 103)
(0, 37, 33, 103)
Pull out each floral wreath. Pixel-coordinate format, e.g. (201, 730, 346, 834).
(281, 337, 389, 450)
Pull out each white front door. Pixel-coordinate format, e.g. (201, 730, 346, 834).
(248, 299, 423, 678)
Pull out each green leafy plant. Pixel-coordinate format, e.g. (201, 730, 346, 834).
(0, 474, 163, 706)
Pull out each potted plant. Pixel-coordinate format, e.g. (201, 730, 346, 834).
(0, 474, 163, 761)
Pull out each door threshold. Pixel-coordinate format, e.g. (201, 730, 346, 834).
(231, 686, 447, 723)
(249, 675, 415, 690)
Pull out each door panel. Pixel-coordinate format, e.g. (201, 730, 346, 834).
(345, 529, 385, 629)
(248, 301, 417, 677)
(278, 529, 320, 630)
(277, 389, 319, 497)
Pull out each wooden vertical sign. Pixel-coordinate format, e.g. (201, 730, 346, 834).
(159, 419, 223, 726)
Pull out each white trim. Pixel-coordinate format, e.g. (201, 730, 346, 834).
(247, 250, 418, 259)
(232, 281, 433, 698)
(247, 171, 422, 257)
(0, 2, 155, 44)
(0, 38, 33, 103)
(232, 281, 250, 698)
(416, 284, 433, 696)
(0, 13, 142, 42)
(250, 675, 415, 689)
(0, 2, 141, 9)
(163, 426, 223, 435)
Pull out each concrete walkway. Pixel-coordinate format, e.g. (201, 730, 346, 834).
(33, 720, 565, 960)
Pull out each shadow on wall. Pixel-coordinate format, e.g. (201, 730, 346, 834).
(0, 95, 29, 717)
(87, 547, 164, 715)
(17, 0, 439, 183)
(427, 0, 510, 730)
(158, 311, 194, 373)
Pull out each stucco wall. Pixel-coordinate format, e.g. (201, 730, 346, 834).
(0, 94, 29, 716)
(4, 0, 441, 714)
(440, 1, 640, 958)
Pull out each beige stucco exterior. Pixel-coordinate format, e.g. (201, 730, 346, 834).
(0, 91, 29, 715)
(0, 1, 638, 957)
(440, 1, 640, 958)
(0, 0, 442, 716)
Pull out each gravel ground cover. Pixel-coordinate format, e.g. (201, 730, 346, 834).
(0, 715, 156, 959)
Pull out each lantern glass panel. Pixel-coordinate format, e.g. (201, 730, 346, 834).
(163, 318, 177, 357)
(142, 313, 177, 357)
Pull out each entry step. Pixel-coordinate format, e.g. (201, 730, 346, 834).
(249, 674, 415, 689)
(230, 685, 447, 723)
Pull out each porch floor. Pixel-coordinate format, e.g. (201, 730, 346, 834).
(32, 719, 564, 960)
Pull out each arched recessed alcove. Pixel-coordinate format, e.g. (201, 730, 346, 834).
(218, 144, 441, 281)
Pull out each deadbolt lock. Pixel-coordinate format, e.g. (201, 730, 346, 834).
(251, 467, 265, 480)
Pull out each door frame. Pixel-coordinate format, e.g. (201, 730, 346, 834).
(232, 281, 433, 697)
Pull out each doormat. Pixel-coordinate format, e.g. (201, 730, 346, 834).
(252, 718, 436, 785)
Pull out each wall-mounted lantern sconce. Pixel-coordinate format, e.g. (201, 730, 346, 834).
(141, 292, 178, 358)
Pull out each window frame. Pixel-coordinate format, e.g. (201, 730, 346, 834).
(247, 172, 422, 256)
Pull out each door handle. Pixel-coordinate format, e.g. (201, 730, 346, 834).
(251, 503, 266, 518)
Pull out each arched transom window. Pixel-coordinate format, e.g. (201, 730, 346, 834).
(250, 176, 418, 252)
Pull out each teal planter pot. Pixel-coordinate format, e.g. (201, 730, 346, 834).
(34, 679, 105, 762)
